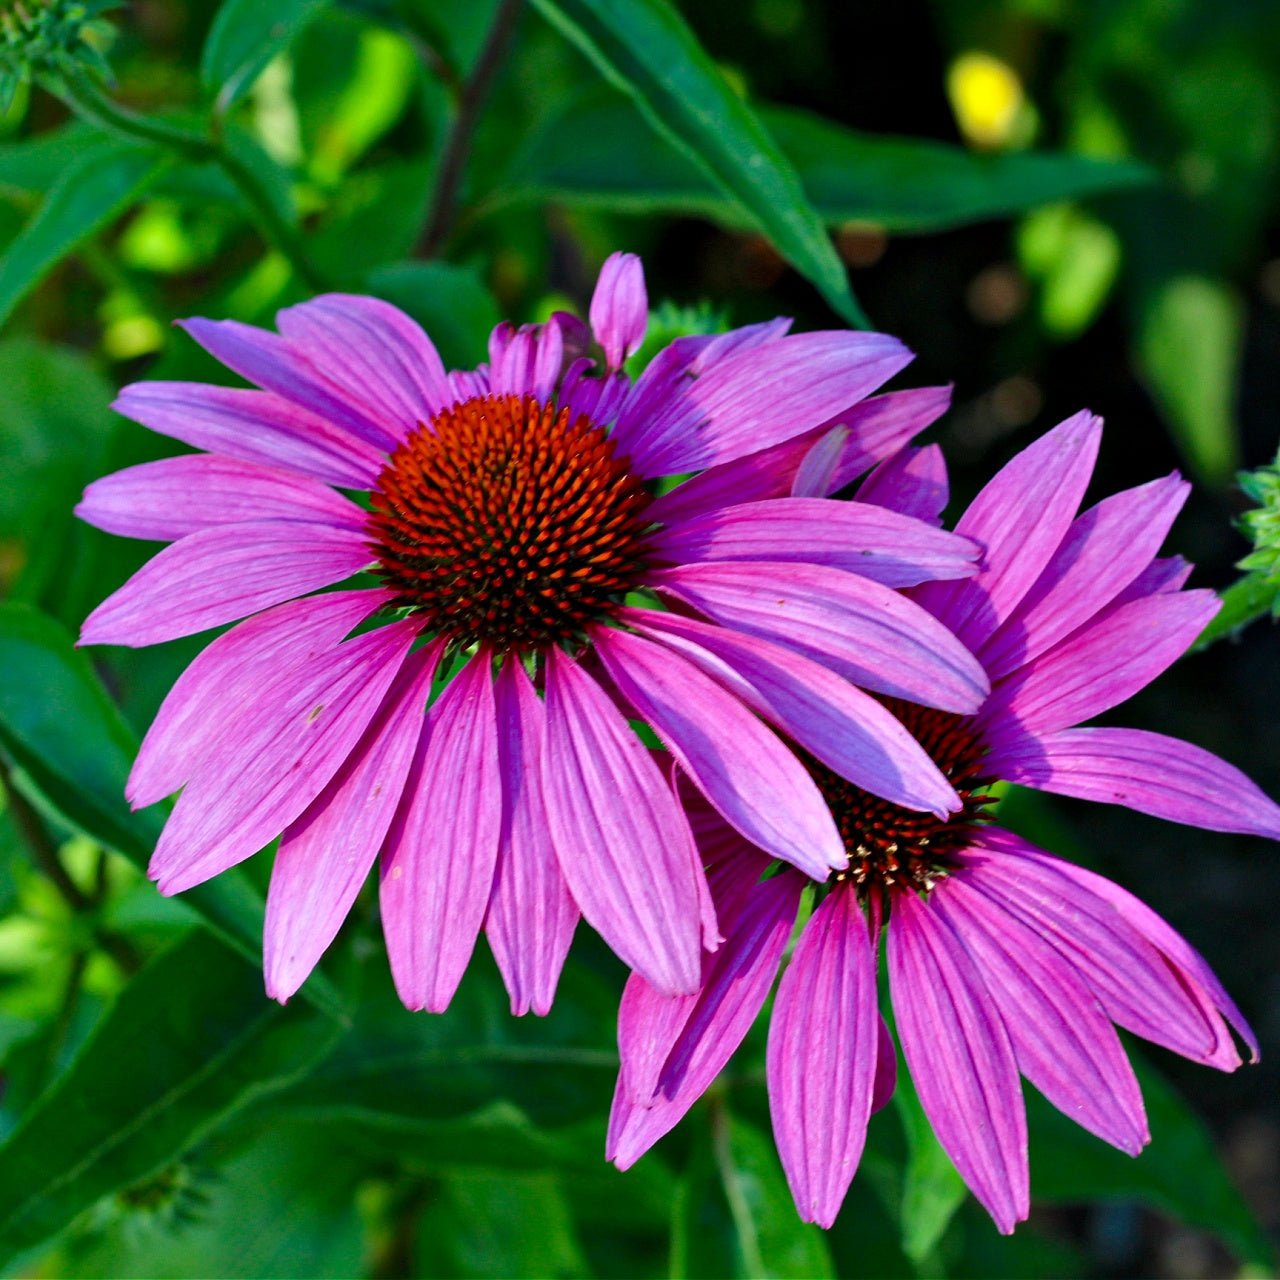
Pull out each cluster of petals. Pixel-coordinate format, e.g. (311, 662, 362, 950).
(77, 252, 995, 1020)
(608, 412, 1276, 1233)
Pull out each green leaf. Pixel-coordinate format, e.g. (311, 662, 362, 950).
(894, 1061, 967, 1266)
(527, 0, 866, 325)
(501, 90, 1155, 233)
(420, 1169, 590, 1279)
(0, 603, 343, 1019)
(1137, 274, 1243, 488)
(713, 1108, 835, 1280)
(0, 141, 169, 328)
(1028, 1050, 1273, 1268)
(365, 260, 501, 369)
(0, 122, 107, 197)
(201, 0, 331, 112)
(0, 929, 342, 1260)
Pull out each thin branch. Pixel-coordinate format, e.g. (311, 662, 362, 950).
(53, 70, 330, 292)
(417, 0, 523, 258)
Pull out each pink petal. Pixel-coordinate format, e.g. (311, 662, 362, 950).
(966, 830, 1239, 1069)
(610, 870, 802, 1169)
(978, 473, 1190, 680)
(275, 293, 449, 438)
(855, 444, 949, 526)
(590, 251, 648, 368)
(768, 886, 879, 1229)
(264, 641, 444, 1001)
(649, 385, 952, 527)
(1114, 555, 1192, 603)
(1008, 841, 1258, 1063)
(989, 726, 1280, 840)
(622, 607, 959, 818)
(619, 331, 912, 476)
(489, 323, 563, 402)
(649, 561, 990, 714)
(790, 424, 850, 498)
(380, 653, 502, 1013)
(178, 316, 397, 452)
(149, 619, 418, 894)
(128, 588, 393, 809)
(541, 648, 706, 996)
(112, 381, 383, 489)
(77, 454, 366, 542)
(651, 497, 979, 588)
(914, 410, 1102, 651)
(982, 590, 1220, 737)
(888, 889, 1029, 1234)
(594, 625, 844, 879)
(80, 522, 374, 647)
(484, 660, 579, 1017)
(932, 873, 1149, 1154)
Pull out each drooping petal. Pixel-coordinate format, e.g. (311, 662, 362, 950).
(484, 659, 579, 1017)
(380, 653, 502, 1013)
(931, 873, 1149, 1154)
(989, 726, 1280, 840)
(275, 293, 450, 437)
(870, 1015, 897, 1114)
(855, 444, 949, 526)
(650, 561, 990, 714)
(77, 454, 367, 542)
(149, 619, 418, 894)
(888, 889, 1029, 1234)
(966, 830, 1239, 1069)
(914, 410, 1102, 651)
(127, 588, 393, 809)
(610, 870, 803, 1169)
(978, 474, 1190, 680)
(590, 251, 648, 368)
(178, 317, 398, 452)
(541, 648, 706, 997)
(594, 625, 844, 879)
(1007, 842, 1258, 1063)
(619, 331, 912, 476)
(80, 521, 374, 647)
(651, 497, 979, 587)
(981, 590, 1220, 737)
(649, 385, 952, 527)
(622, 607, 959, 817)
(111, 382, 383, 489)
(790, 425, 849, 498)
(768, 885, 879, 1229)
(264, 641, 444, 1002)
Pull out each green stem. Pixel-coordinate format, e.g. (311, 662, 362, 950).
(708, 1093, 768, 1280)
(52, 70, 329, 292)
(1190, 572, 1278, 653)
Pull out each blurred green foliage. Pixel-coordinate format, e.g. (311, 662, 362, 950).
(0, 0, 1272, 1276)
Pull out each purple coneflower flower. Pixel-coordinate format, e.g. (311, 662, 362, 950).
(76, 253, 989, 1016)
(608, 411, 1276, 1232)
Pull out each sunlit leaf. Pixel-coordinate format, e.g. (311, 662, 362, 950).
(0, 929, 342, 1260)
(1137, 274, 1243, 488)
(528, 0, 867, 325)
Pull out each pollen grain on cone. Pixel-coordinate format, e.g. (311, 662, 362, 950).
(367, 393, 654, 651)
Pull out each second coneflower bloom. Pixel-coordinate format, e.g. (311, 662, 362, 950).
(608, 413, 1276, 1233)
(77, 253, 989, 1015)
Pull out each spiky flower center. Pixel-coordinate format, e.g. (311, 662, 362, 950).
(810, 698, 995, 898)
(367, 393, 653, 651)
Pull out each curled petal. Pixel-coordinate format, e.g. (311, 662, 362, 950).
(590, 251, 648, 368)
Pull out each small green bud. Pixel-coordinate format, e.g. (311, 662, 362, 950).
(0, 0, 117, 98)
(1236, 450, 1280, 617)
